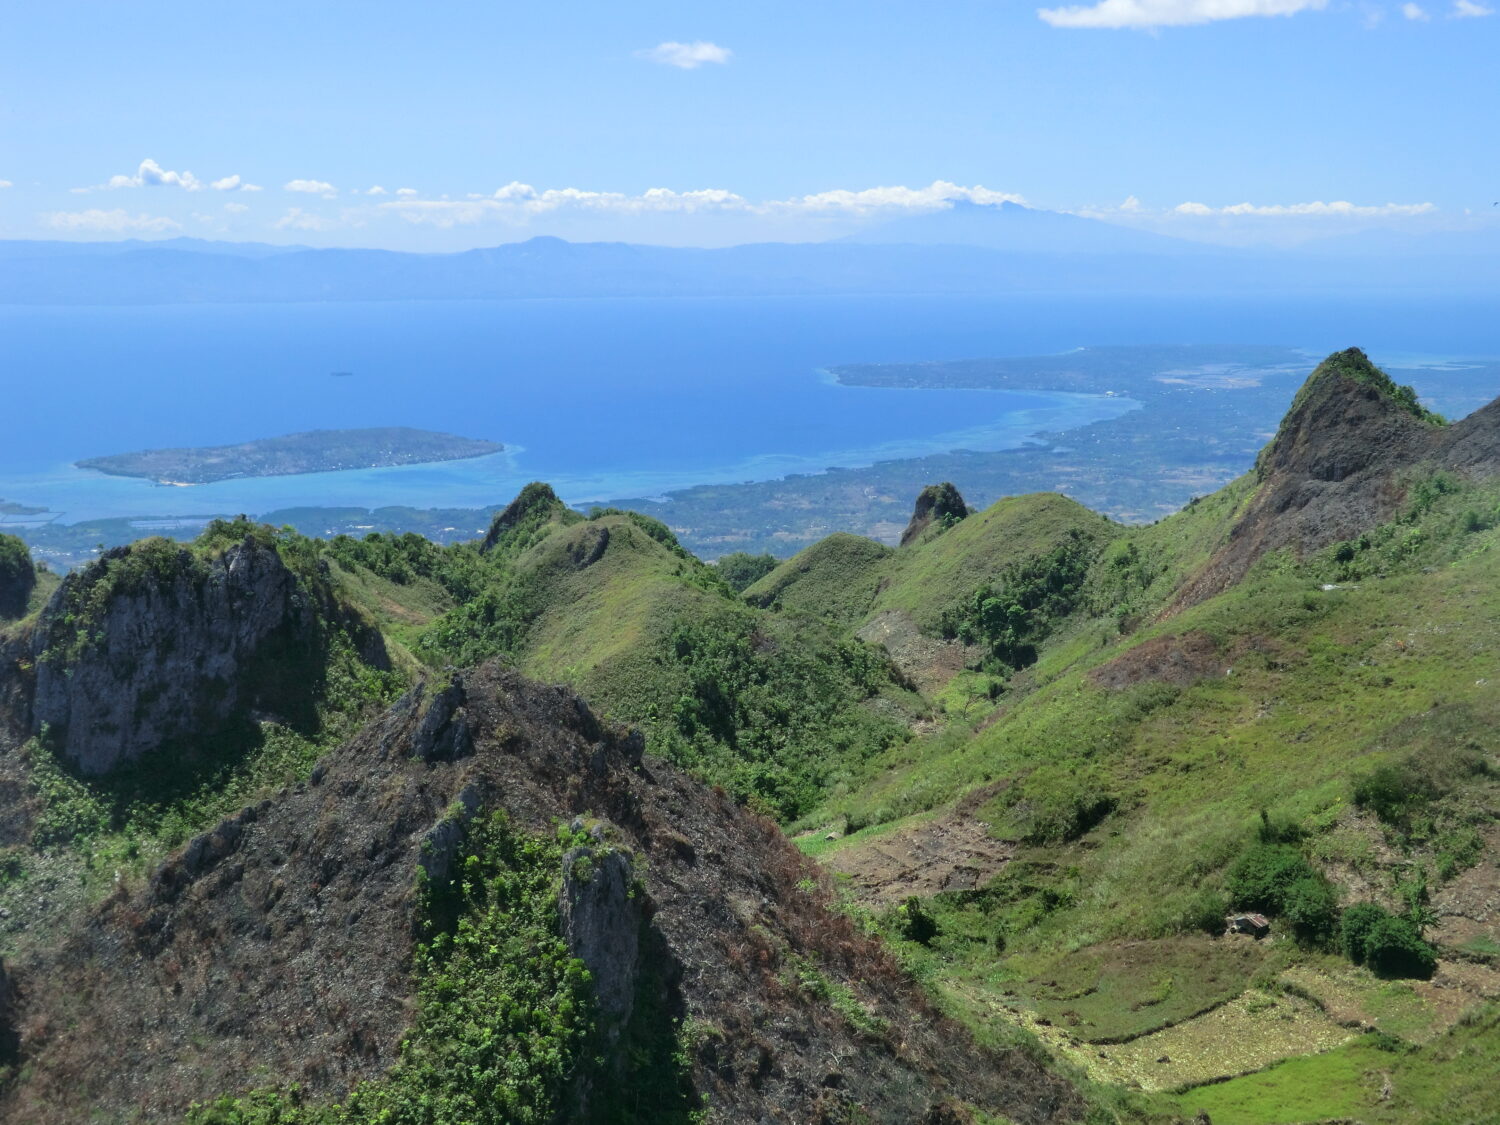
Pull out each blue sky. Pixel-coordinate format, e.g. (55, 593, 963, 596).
(1, 0, 1495, 249)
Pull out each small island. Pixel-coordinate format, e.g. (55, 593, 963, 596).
(77, 427, 504, 485)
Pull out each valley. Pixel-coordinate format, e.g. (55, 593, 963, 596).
(1, 349, 1498, 1123)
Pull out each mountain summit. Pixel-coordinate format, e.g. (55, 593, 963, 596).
(839, 200, 1206, 255)
(1179, 347, 1500, 604)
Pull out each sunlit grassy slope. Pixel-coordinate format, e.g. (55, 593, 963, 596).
(746, 492, 1117, 633)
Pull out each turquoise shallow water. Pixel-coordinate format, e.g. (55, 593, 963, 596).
(2, 291, 1496, 523)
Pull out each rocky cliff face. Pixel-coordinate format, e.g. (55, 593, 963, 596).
(1178, 348, 1500, 606)
(900, 481, 969, 547)
(27, 534, 386, 774)
(0, 663, 1082, 1125)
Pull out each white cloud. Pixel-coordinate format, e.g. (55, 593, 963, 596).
(89, 159, 256, 193)
(1037, 0, 1325, 29)
(224, 201, 250, 214)
(104, 158, 204, 191)
(1119, 195, 1143, 212)
(210, 174, 262, 191)
(41, 208, 182, 233)
(768, 181, 1026, 215)
(285, 179, 337, 198)
(366, 185, 388, 196)
(1451, 0, 1492, 16)
(1173, 199, 1436, 217)
(378, 180, 1027, 228)
(395, 187, 419, 197)
(0, 180, 11, 189)
(637, 41, 732, 68)
(273, 206, 333, 231)
(1402, 2, 1431, 17)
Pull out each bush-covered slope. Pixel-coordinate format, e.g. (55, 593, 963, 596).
(803, 353, 1500, 1118)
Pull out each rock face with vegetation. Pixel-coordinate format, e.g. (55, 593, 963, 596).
(26, 526, 388, 774)
(0, 663, 1079, 1125)
(0, 535, 34, 621)
(900, 480, 969, 546)
(1181, 346, 1500, 604)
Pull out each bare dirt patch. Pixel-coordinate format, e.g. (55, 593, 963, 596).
(1430, 827, 1500, 949)
(1090, 631, 1283, 691)
(857, 609, 978, 697)
(823, 809, 1013, 906)
(1090, 631, 1226, 691)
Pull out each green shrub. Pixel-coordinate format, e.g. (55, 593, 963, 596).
(1341, 902, 1388, 964)
(1363, 913, 1438, 979)
(1180, 887, 1230, 935)
(1340, 902, 1437, 979)
(1282, 876, 1339, 945)
(898, 896, 941, 946)
(1225, 843, 1320, 915)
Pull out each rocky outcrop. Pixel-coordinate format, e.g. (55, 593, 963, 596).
(560, 835, 642, 1036)
(1, 664, 1084, 1125)
(900, 482, 969, 547)
(0, 535, 34, 621)
(28, 535, 386, 774)
(1177, 349, 1500, 607)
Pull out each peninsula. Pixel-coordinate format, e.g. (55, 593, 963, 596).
(77, 427, 504, 485)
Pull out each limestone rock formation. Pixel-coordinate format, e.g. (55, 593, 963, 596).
(1179, 348, 1500, 606)
(28, 535, 386, 774)
(901, 482, 969, 547)
(560, 838, 642, 1036)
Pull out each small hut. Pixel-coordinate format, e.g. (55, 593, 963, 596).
(1226, 913, 1270, 938)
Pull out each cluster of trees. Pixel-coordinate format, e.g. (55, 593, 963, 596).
(1226, 838, 1436, 979)
(939, 530, 1096, 671)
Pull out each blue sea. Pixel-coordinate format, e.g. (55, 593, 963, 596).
(2, 292, 1497, 525)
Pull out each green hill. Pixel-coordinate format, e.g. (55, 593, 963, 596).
(4, 350, 1498, 1123)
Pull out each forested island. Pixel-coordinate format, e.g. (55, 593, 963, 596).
(77, 427, 504, 485)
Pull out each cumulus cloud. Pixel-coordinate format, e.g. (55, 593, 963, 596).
(1173, 199, 1435, 216)
(285, 179, 337, 198)
(395, 187, 419, 197)
(366, 185, 388, 196)
(209, 174, 261, 191)
(1451, 0, 1492, 15)
(0, 180, 11, 189)
(41, 208, 182, 233)
(637, 41, 732, 68)
(376, 180, 1027, 228)
(90, 159, 256, 193)
(1037, 0, 1325, 29)
(1402, 2, 1431, 17)
(224, 201, 250, 214)
(103, 158, 205, 191)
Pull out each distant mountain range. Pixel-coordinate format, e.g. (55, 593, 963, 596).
(3, 202, 1497, 304)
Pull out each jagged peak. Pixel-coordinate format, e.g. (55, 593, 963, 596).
(1256, 348, 1444, 485)
(900, 481, 969, 547)
(480, 481, 574, 555)
(1283, 348, 1442, 434)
